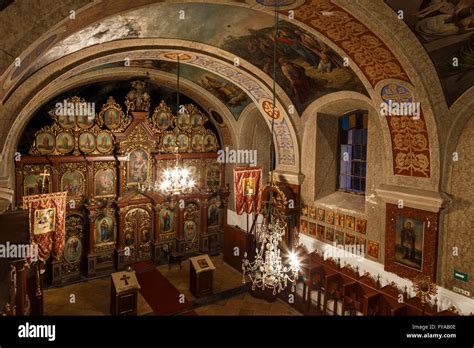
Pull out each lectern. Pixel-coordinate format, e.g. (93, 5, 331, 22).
(110, 270, 141, 316)
(189, 254, 215, 298)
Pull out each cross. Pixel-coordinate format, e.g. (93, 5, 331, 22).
(120, 274, 130, 286)
(39, 169, 50, 193)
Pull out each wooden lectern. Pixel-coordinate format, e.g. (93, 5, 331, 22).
(110, 270, 141, 316)
(189, 254, 216, 298)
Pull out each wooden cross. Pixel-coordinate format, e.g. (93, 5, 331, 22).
(120, 274, 130, 286)
(39, 169, 50, 193)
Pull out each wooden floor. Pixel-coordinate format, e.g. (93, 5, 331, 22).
(43, 254, 300, 316)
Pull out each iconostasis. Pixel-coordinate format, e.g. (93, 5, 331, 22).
(15, 81, 229, 285)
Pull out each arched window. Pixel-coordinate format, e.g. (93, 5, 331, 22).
(338, 111, 368, 194)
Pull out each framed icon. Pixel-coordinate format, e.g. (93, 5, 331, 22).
(94, 169, 116, 198)
(36, 132, 55, 154)
(56, 131, 75, 154)
(61, 170, 85, 199)
(177, 112, 191, 130)
(177, 133, 190, 151)
(162, 133, 176, 151)
(191, 134, 204, 151)
(96, 132, 114, 153)
(57, 114, 76, 130)
(77, 115, 95, 129)
(104, 108, 121, 130)
(79, 132, 96, 154)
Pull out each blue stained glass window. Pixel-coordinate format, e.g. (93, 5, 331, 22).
(338, 111, 368, 194)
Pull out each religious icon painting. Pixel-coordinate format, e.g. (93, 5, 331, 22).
(36, 132, 55, 154)
(356, 218, 367, 234)
(317, 208, 325, 222)
(208, 203, 220, 226)
(95, 215, 115, 244)
(300, 219, 308, 234)
(154, 110, 172, 130)
(367, 240, 379, 259)
(192, 134, 204, 151)
(177, 133, 190, 151)
(308, 222, 316, 236)
(184, 220, 198, 242)
(203, 134, 216, 151)
(33, 207, 56, 235)
(206, 164, 220, 187)
(345, 233, 355, 245)
(127, 149, 149, 184)
(326, 210, 335, 225)
(335, 212, 345, 228)
(24, 171, 52, 196)
(317, 224, 325, 240)
(94, 169, 115, 198)
(191, 113, 203, 129)
(159, 208, 174, 234)
(76, 115, 95, 129)
(309, 206, 316, 219)
(96, 132, 114, 153)
(56, 131, 75, 154)
(103, 108, 121, 130)
(162, 133, 176, 151)
(242, 177, 256, 196)
(394, 216, 424, 271)
(78, 132, 96, 154)
(345, 215, 356, 231)
(141, 227, 151, 244)
(61, 171, 84, 198)
(57, 114, 76, 130)
(301, 205, 308, 216)
(177, 112, 191, 130)
(64, 235, 82, 264)
(325, 227, 335, 242)
(335, 231, 344, 246)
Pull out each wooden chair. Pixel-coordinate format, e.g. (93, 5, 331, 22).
(342, 281, 379, 316)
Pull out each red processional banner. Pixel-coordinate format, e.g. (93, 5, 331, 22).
(23, 192, 67, 261)
(234, 167, 262, 215)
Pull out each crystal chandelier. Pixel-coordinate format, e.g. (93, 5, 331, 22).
(139, 154, 196, 195)
(242, 217, 299, 295)
(138, 55, 195, 195)
(241, 1, 299, 295)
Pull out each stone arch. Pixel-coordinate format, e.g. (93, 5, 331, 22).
(0, 39, 301, 178)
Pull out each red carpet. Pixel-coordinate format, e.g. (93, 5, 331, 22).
(131, 261, 193, 315)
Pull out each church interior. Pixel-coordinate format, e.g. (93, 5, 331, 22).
(0, 0, 473, 321)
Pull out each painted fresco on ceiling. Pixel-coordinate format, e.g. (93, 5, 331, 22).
(37, 3, 366, 116)
(152, 61, 251, 121)
(385, 0, 474, 105)
(222, 20, 367, 113)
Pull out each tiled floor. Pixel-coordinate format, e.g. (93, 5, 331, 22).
(43, 254, 300, 316)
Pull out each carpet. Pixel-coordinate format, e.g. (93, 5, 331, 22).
(131, 261, 193, 316)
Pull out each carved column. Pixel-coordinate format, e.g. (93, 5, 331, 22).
(200, 196, 209, 253)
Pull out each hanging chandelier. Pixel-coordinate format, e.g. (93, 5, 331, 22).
(242, 217, 299, 295)
(241, 1, 299, 295)
(139, 55, 196, 196)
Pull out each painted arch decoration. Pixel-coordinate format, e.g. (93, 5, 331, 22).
(0, 0, 434, 177)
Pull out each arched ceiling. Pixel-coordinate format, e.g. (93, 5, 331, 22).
(384, 0, 474, 106)
(1, 1, 368, 115)
(1, 0, 461, 186)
